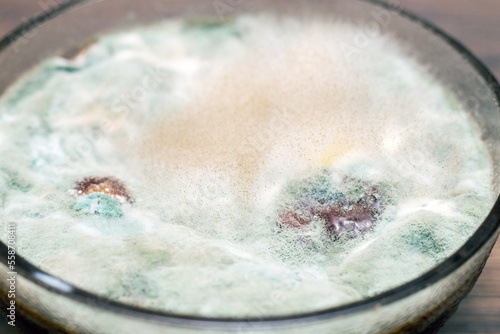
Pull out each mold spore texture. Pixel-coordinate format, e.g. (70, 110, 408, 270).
(0, 15, 493, 317)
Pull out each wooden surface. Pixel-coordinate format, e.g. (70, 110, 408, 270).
(0, 1, 499, 333)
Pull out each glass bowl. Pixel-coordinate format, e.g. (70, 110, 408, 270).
(1, 0, 500, 333)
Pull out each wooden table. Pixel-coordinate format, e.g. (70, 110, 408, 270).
(0, 1, 499, 333)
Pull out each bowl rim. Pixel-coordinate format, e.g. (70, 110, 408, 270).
(1, 0, 500, 329)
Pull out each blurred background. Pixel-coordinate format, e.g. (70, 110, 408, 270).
(0, 0, 499, 333)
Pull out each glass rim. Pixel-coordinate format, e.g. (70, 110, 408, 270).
(1, 0, 500, 329)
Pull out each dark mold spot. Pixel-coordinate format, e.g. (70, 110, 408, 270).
(73, 176, 132, 203)
(279, 173, 386, 240)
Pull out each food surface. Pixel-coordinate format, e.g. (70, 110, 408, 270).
(0, 15, 494, 317)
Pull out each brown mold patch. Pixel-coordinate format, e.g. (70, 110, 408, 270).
(73, 176, 132, 203)
(279, 182, 385, 239)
